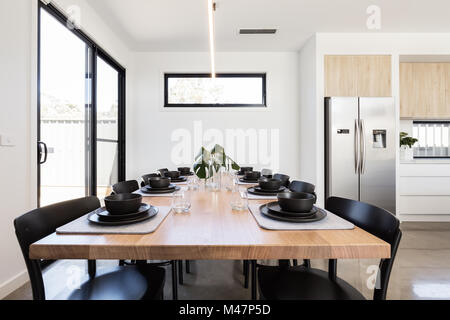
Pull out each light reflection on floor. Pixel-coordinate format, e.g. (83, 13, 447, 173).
(413, 283, 450, 299)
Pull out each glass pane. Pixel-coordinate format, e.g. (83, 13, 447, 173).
(167, 75, 264, 105)
(96, 56, 119, 140)
(413, 122, 450, 158)
(40, 9, 88, 206)
(97, 141, 118, 198)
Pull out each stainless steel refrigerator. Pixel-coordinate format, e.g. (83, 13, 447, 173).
(325, 97, 396, 214)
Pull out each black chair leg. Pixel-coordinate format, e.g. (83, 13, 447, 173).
(303, 259, 311, 268)
(251, 260, 257, 300)
(87, 260, 96, 279)
(292, 259, 298, 266)
(171, 260, 178, 300)
(178, 260, 184, 285)
(243, 260, 249, 288)
(118, 260, 125, 266)
(186, 260, 191, 273)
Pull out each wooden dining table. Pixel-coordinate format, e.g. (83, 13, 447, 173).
(30, 189, 390, 299)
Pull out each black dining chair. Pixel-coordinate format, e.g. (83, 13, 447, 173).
(112, 179, 183, 299)
(273, 173, 290, 187)
(112, 180, 139, 194)
(256, 196, 402, 300)
(14, 196, 166, 300)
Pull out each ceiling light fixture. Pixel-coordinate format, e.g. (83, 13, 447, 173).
(207, 0, 216, 78)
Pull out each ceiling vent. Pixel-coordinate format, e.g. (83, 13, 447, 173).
(239, 29, 277, 35)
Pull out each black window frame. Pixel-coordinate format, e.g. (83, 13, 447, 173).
(164, 73, 267, 108)
(37, 1, 126, 206)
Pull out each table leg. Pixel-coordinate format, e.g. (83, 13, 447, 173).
(178, 260, 184, 285)
(251, 260, 257, 300)
(87, 260, 96, 279)
(186, 260, 191, 273)
(171, 260, 178, 300)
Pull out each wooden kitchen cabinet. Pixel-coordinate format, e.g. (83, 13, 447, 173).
(400, 62, 450, 119)
(324, 55, 391, 97)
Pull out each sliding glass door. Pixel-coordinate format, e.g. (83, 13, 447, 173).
(38, 2, 125, 206)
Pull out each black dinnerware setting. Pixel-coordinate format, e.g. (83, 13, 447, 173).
(259, 192, 327, 223)
(163, 170, 188, 182)
(239, 171, 261, 183)
(236, 167, 253, 176)
(141, 173, 161, 186)
(178, 167, 194, 176)
(141, 177, 181, 194)
(88, 193, 159, 226)
(247, 177, 286, 196)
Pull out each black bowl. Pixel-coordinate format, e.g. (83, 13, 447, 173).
(158, 168, 169, 176)
(258, 178, 282, 191)
(164, 171, 180, 179)
(277, 192, 315, 213)
(104, 193, 142, 215)
(239, 167, 253, 173)
(142, 173, 160, 185)
(178, 167, 191, 174)
(149, 177, 171, 188)
(245, 171, 261, 180)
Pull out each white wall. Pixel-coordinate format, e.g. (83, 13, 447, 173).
(128, 52, 300, 181)
(0, 0, 132, 299)
(300, 32, 450, 219)
(0, 0, 33, 298)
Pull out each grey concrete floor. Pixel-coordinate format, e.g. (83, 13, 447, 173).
(5, 222, 450, 300)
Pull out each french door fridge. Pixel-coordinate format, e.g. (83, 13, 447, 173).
(325, 97, 396, 214)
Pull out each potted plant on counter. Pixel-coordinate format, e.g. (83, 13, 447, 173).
(400, 132, 418, 161)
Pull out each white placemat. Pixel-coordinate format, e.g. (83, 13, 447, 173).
(56, 206, 172, 235)
(242, 191, 277, 200)
(134, 187, 186, 197)
(248, 204, 354, 231)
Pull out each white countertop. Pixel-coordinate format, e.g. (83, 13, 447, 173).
(400, 159, 450, 164)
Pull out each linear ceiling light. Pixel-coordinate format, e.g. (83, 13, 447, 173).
(207, 0, 216, 78)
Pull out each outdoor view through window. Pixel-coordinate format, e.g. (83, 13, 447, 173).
(165, 74, 266, 107)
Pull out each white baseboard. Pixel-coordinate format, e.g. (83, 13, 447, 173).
(399, 214, 450, 222)
(0, 270, 29, 300)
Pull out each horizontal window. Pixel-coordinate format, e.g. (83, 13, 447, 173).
(164, 73, 266, 107)
(412, 121, 450, 158)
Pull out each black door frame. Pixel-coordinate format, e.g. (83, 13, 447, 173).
(37, 1, 126, 206)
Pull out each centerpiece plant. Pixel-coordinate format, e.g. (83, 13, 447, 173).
(193, 144, 240, 180)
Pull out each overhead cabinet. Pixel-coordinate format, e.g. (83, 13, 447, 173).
(400, 62, 450, 119)
(325, 55, 392, 97)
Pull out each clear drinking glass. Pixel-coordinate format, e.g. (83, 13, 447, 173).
(187, 175, 199, 191)
(172, 190, 191, 213)
(230, 186, 248, 211)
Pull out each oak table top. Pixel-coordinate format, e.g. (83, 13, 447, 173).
(30, 190, 390, 260)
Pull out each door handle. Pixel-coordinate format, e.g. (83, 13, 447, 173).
(359, 120, 366, 175)
(38, 141, 48, 164)
(354, 119, 360, 174)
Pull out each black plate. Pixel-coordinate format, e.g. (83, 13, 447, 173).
(96, 203, 151, 220)
(260, 204, 326, 223)
(266, 202, 317, 217)
(179, 172, 194, 176)
(88, 206, 158, 226)
(170, 176, 187, 183)
(145, 184, 177, 191)
(239, 178, 259, 183)
(254, 186, 286, 193)
(247, 187, 285, 196)
(140, 186, 180, 194)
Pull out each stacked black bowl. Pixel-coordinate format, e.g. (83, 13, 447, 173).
(88, 193, 157, 226)
(141, 177, 180, 194)
(260, 192, 326, 223)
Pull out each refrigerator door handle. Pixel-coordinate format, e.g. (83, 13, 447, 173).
(360, 119, 366, 175)
(354, 119, 360, 174)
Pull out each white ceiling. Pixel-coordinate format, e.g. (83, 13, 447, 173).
(86, 0, 450, 52)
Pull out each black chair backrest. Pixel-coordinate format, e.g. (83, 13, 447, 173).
(14, 196, 100, 300)
(273, 173, 290, 187)
(325, 197, 402, 300)
(289, 180, 315, 194)
(112, 180, 139, 194)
